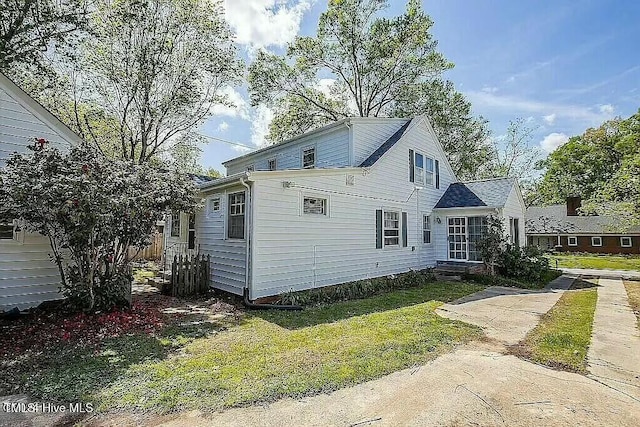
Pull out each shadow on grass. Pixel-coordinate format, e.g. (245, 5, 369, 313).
(0, 312, 237, 407)
(254, 282, 486, 330)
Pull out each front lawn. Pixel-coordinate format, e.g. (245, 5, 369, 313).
(550, 254, 640, 271)
(511, 280, 598, 372)
(1, 282, 484, 414)
(624, 281, 640, 328)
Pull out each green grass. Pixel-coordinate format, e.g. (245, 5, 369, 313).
(5, 282, 484, 414)
(513, 283, 598, 372)
(463, 269, 563, 290)
(550, 254, 640, 271)
(624, 281, 640, 329)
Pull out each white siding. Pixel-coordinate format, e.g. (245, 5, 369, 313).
(351, 118, 409, 166)
(225, 126, 350, 175)
(0, 83, 74, 311)
(502, 185, 527, 247)
(248, 118, 455, 299)
(198, 187, 246, 295)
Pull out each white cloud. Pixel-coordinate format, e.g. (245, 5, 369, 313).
(224, 0, 314, 48)
(251, 105, 275, 148)
(540, 132, 569, 153)
(217, 121, 229, 132)
(543, 113, 556, 125)
(466, 91, 615, 125)
(599, 104, 615, 115)
(211, 87, 249, 119)
(316, 78, 336, 97)
(481, 86, 498, 93)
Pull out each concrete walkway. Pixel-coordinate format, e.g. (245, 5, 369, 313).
(562, 268, 640, 280)
(435, 275, 574, 346)
(587, 277, 640, 401)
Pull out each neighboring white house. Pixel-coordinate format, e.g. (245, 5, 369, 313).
(0, 73, 82, 311)
(168, 116, 526, 300)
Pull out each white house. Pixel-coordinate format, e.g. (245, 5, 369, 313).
(168, 116, 526, 300)
(0, 73, 81, 311)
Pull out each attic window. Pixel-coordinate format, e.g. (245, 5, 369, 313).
(302, 147, 315, 168)
(303, 197, 327, 215)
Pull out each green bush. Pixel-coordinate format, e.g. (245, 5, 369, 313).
(279, 269, 436, 307)
(497, 245, 551, 283)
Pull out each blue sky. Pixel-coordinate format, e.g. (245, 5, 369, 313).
(200, 0, 640, 174)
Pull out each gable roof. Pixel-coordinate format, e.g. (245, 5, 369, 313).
(0, 72, 83, 145)
(359, 119, 412, 167)
(526, 204, 640, 235)
(435, 177, 516, 209)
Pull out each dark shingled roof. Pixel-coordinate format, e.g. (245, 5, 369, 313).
(359, 119, 412, 167)
(434, 183, 487, 208)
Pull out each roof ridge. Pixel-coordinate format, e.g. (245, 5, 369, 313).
(461, 176, 514, 184)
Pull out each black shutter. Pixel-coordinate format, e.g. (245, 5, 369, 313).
(402, 212, 408, 247)
(376, 209, 383, 249)
(435, 159, 440, 189)
(409, 149, 414, 182)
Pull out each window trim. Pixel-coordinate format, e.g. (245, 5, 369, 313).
(567, 236, 578, 246)
(591, 236, 603, 247)
(227, 191, 246, 240)
(412, 151, 435, 187)
(422, 214, 432, 245)
(383, 210, 401, 247)
(302, 145, 316, 169)
(620, 236, 633, 248)
(267, 157, 277, 171)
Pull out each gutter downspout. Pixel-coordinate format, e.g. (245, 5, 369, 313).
(239, 176, 302, 311)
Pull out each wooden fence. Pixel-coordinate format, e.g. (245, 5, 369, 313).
(167, 254, 211, 297)
(128, 232, 164, 261)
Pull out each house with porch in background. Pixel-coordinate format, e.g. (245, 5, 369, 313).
(526, 197, 640, 254)
(168, 115, 526, 301)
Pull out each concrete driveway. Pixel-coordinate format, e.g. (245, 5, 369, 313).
(93, 274, 640, 427)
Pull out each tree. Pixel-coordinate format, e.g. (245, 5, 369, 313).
(0, 142, 199, 311)
(487, 118, 541, 184)
(248, 0, 491, 179)
(475, 215, 506, 275)
(535, 110, 640, 227)
(0, 0, 89, 70)
(80, 0, 243, 164)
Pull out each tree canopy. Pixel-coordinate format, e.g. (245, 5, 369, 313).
(248, 0, 491, 179)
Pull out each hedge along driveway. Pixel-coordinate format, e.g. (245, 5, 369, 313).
(98, 282, 485, 413)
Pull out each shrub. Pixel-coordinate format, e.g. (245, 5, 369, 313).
(497, 245, 551, 283)
(279, 269, 436, 307)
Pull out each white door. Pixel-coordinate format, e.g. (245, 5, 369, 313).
(448, 217, 467, 260)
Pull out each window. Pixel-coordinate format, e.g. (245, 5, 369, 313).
(246, 164, 255, 172)
(425, 157, 434, 185)
(509, 218, 521, 247)
(621, 236, 633, 247)
(591, 236, 602, 247)
(423, 215, 431, 244)
(228, 192, 245, 239)
(303, 197, 327, 215)
(384, 211, 400, 246)
(568, 236, 578, 246)
(208, 197, 220, 214)
(170, 212, 180, 237)
(268, 158, 277, 171)
(302, 147, 315, 168)
(467, 216, 487, 261)
(0, 221, 13, 240)
(411, 151, 435, 186)
(188, 214, 196, 250)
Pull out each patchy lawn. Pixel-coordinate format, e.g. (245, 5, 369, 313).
(511, 279, 598, 373)
(550, 254, 640, 271)
(624, 281, 640, 328)
(463, 269, 563, 290)
(0, 282, 484, 415)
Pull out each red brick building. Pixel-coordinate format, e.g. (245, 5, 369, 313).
(526, 197, 640, 254)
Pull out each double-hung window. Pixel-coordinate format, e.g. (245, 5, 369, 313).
(414, 153, 424, 184)
(302, 147, 316, 169)
(170, 212, 181, 237)
(411, 151, 435, 186)
(384, 211, 400, 246)
(268, 158, 277, 171)
(423, 215, 431, 244)
(425, 158, 434, 185)
(228, 192, 245, 239)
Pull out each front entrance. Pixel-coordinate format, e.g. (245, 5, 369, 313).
(448, 217, 467, 260)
